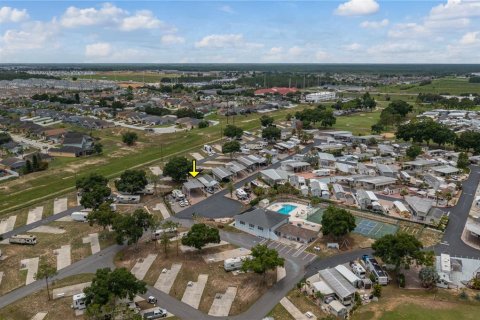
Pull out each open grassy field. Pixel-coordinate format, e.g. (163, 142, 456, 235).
(376, 77, 480, 95)
(353, 285, 480, 320)
(76, 71, 179, 83)
(334, 110, 381, 135)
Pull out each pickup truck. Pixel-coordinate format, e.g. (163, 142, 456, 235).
(143, 308, 167, 319)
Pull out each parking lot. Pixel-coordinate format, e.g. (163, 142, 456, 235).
(260, 239, 317, 263)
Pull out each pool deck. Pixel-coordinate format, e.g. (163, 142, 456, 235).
(268, 202, 321, 232)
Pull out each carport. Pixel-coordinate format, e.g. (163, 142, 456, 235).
(197, 174, 220, 192)
(182, 179, 205, 197)
(225, 161, 247, 177)
(237, 156, 256, 171)
(212, 167, 234, 182)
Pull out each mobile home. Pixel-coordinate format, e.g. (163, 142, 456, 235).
(9, 234, 37, 245)
(335, 264, 361, 288)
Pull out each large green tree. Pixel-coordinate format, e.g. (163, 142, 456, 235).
(76, 173, 111, 209)
(115, 169, 148, 194)
(84, 267, 146, 317)
(321, 205, 356, 239)
(406, 145, 422, 160)
(262, 126, 281, 142)
(222, 140, 241, 158)
(181, 223, 220, 250)
(113, 209, 154, 246)
(223, 124, 243, 139)
(260, 115, 274, 127)
(122, 131, 138, 146)
(241, 244, 284, 282)
(163, 156, 191, 182)
(457, 152, 470, 170)
(87, 202, 116, 230)
(372, 232, 424, 270)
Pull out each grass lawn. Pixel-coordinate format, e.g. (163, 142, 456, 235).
(353, 285, 480, 320)
(334, 110, 381, 135)
(376, 77, 480, 95)
(76, 71, 179, 83)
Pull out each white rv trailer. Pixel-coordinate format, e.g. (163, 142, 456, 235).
(116, 194, 141, 204)
(223, 255, 252, 271)
(72, 293, 87, 310)
(71, 211, 89, 222)
(9, 234, 37, 245)
(350, 262, 366, 279)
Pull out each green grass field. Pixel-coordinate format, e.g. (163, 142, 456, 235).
(356, 303, 479, 320)
(76, 71, 179, 83)
(334, 110, 381, 135)
(377, 77, 480, 95)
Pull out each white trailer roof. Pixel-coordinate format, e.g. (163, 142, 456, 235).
(335, 264, 360, 284)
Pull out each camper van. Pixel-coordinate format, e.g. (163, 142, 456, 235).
(116, 194, 141, 204)
(72, 293, 86, 310)
(223, 256, 251, 271)
(151, 227, 178, 240)
(138, 184, 155, 195)
(235, 188, 248, 200)
(350, 262, 366, 279)
(171, 189, 186, 201)
(203, 145, 214, 156)
(71, 211, 89, 222)
(9, 234, 37, 245)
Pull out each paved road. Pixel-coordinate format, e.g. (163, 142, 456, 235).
(1, 205, 82, 239)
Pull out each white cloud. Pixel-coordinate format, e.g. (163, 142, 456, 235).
(119, 10, 163, 31)
(269, 47, 283, 54)
(429, 0, 480, 21)
(1, 21, 57, 50)
(459, 31, 479, 44)
(315, 50, 329, 61)
(161, 34, 185, 45)
(335, 0, 379, 16)
(219, 5, 234, 14)
(288, 46, 304, 56)
(343, 43, 362, 51)
(85, 42, 112, 58)
(360, 19, 389, 28)
(194, 34, 262, 49)
(0, 6, 29, 23)
(60, 3, 125, 28)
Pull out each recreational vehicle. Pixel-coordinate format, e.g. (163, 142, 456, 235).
(362, 255, 389, 285)
(350, 262, 366, 279)
(72, 293, 86, 310)
(335, 264, 361, 288)
(151, 228, 178, 240)
(116, 194, 141, 204)
(9, 234, 37, 245)
(223, 256, 251, 271)
(71, 211, 89, 222)
(235, 188, 248, 200)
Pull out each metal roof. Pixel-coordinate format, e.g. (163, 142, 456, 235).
(318, 268, 356, 299)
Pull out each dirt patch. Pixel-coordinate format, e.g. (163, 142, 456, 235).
(64, 158, 108, 173)
(307, 233, 373, 257)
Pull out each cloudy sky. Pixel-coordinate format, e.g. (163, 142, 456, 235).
(1, 0, 480, 63)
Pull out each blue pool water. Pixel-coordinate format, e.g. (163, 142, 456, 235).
(277, 204, 297, 215)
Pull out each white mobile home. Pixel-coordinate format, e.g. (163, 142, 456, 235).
(335, 264, 361, 288)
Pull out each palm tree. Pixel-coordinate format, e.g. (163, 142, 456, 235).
(227, 182, 234, 198)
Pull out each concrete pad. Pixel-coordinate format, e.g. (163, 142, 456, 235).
(131, 254, 157, 280)
(0, 216, 16, 234)
(31, 312, 48, 320)
(52, 282, 91, 299)
(82, 233, 100, 254)
(29, 225, 65, 234)
(54, 245, 71, 270)
(53, 197, 68, 214)
(181, 274, 208, 309)
(56, 216, 73, 222)
(212, 144, 222, 152)
(27, 206, 44, 225)
(277, 266, 286, 282)
(149, 166, 163, 176)
(280, 297, 313, 320)
(154, 263, 182, 293)
(181, 240, 228, 253)
(208, 287, 237, 316)
(190, 152, 204, 161)
(20, 257, 39, 285)
(0, 271, 3, 286)
(153, 202, 170, 219)
(203, 247, 251, 263)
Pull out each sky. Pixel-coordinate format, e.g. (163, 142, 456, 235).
(1, 0, 480, 63)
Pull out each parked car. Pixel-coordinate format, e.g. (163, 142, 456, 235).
(143, 307, 167, 319)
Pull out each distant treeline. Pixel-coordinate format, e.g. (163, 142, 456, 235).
(0, 71, 59, 81)
(5, 64, 480, 75)
(32, 93, 78, 104)
(143, 106, 204, 119)
(469, 76, 480, 83)
(417, 93, 480, 108)
(160, 76, 217, 83)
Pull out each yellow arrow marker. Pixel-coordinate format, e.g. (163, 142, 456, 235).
(189, 159, 200, 178)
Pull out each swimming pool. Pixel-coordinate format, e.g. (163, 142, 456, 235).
(277, 204, 297, 215)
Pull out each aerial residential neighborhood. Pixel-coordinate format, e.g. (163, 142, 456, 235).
(1, 1, 480, 320)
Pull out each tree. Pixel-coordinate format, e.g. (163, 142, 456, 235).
(457, 152, 470, 170)
(198, 120, 209, 128)
(227, 181, 234, 197)
(373, 283, 382, 297)
(406, 145, 422, 160)
(319, 110, 336, 127)
(362, 92, 377, 110)
(241, 244, 284, 282)
(115, 169, 148, 194)
(371, 123, 385, 134)
(87, 202, 116, 230)
(122, 131, 138, 146)
(93, 143, 103, 154)
(372, 232, 424, 270)
(181, 223, 220, 250)
(32, 154, 39, 171)
(84, 267, 147, 317)
(76, 173, 111, 209)
(113, 209, 154, 247)
(222, 140, 241, 158)
(163, 156, 191, 182)
(321, 205, 356, 239)
(260, 115, 274, 127)
(223, 124, 243, 139)
(159, 220, 179, 257)
(262, 126, 281, 142)
(34, 259, 57, 301)
(419, 266, 440, 288)
(23, 159, 33, 174)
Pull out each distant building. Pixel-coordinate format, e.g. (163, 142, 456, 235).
(254, 87, 298, 96)
(305, 92, 336, 103)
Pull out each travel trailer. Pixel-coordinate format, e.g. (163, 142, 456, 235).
(116, 194, 141, 204)
(350, 262, 366, 279)
(9, 234, 37, 245)
(362, 255, 389, 285)
(71, 211, 89, 222)
(151, 227, 178, 240)
(223, 256, 252, 271)
(72, 293, 86, 310)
